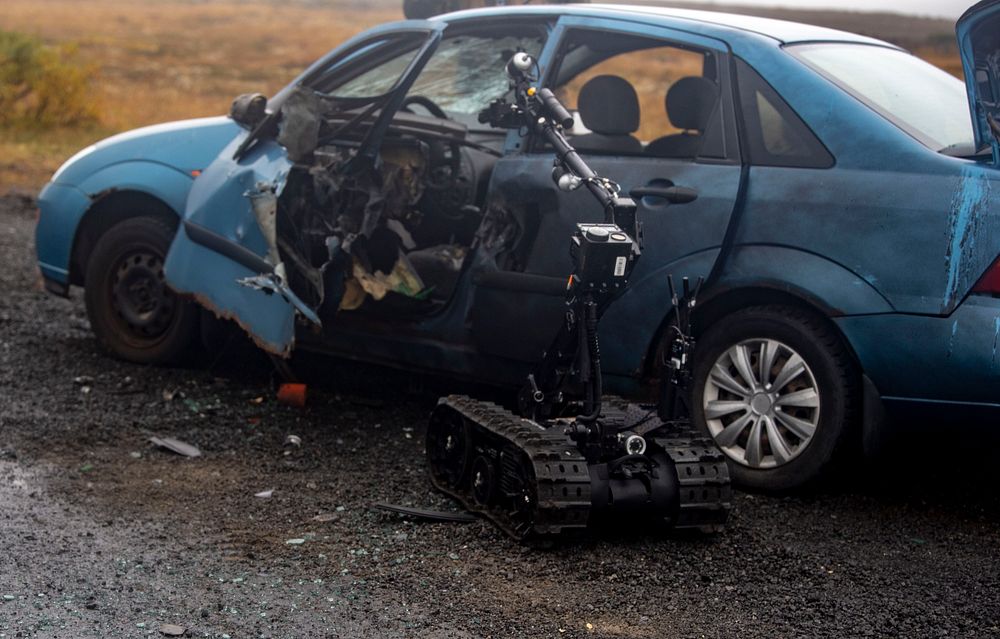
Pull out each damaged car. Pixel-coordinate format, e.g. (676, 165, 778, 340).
(36, 2, 1000, 490)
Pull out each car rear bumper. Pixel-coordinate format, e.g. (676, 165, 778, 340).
(836, 296, 1000, 407)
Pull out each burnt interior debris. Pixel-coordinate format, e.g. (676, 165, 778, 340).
(248, 28, 545, 327)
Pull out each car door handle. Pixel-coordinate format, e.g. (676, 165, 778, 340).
(630, 185, 699, 204)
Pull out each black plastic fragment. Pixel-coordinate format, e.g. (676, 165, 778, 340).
(372, 502, 477, 523)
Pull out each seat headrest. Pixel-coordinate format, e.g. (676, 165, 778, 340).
(665, 76, 718, 132)
(577, 75, 640, 136)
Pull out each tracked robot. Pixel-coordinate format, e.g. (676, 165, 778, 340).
(426, 53, 731, 540)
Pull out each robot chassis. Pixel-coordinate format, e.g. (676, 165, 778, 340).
(426, 53, 731, 541)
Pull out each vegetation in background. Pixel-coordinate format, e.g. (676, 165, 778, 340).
(0, 30, 98, 128)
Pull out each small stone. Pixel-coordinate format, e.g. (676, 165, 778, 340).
(2, 595, 15, 601)
(159, 623, 186, 636)
(286, 538, 306, 545)
(447, 552, 459, 561)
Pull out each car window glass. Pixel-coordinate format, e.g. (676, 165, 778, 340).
(789, 43, 974, 153)
(736, 58, 834, 169)
(547, 30, 724, 158)
(407, 34, 545, 115)
(331, 42, 422, 98)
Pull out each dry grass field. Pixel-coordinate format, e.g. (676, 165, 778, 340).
(0, 0, 963, 191)
(0, 0, 399, 188)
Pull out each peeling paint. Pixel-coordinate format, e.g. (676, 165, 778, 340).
(944, 166, 993, 307)
(947, 319, 958, 359)
(993, 317, 1000, 371)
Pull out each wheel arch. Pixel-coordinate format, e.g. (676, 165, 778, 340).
(641, 283, 866, 384)
(69, 190, 179, 286)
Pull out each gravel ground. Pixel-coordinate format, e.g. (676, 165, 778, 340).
(2, 193, 1000, 638)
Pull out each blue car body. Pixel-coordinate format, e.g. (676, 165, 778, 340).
(36, 2, 1000, 427)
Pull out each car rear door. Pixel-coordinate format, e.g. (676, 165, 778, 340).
(470, 16, 743, 378)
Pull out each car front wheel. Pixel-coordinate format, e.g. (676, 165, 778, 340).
(83, 216, 198, 364)
(691, 305, 858, 491)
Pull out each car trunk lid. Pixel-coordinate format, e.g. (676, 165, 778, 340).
(958, 0, 1000, 163)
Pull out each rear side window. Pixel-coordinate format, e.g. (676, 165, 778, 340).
(736, 58, 834, 168)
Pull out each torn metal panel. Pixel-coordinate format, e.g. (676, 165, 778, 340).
(163, 137, 302, 356)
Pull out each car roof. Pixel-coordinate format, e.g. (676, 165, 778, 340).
(441, 3, 895, 48)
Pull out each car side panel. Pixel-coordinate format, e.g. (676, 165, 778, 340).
(36, 161, 195, 284)
(730, 43, 1000, 316)
(598, 244, 893, 383)
(835, 295, 1000, 402)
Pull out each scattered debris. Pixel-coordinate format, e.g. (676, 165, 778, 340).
(72, 375, 93, 386)
(149, 437, 202, 458)
(129, 451, 142, 459)
(159, 623, 186, 636)
(182, 397, 223, 415)
(254, 490, 274, 499)
(277, 383, 307, 408)
(79, 463, 94, 473)
(372, 502, 476, 523)
(249, 396, 264, 405)
(161, 388, 181, 402)
(285, 538, 306, 545)
(284, 434, 302, 447)
(312, 513, 338, 523)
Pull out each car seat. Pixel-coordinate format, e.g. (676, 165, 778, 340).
(571, 75, 642, 155)
(646, 76, 719, 158)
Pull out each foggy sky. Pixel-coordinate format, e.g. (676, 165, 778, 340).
(680, 0, 974, 20)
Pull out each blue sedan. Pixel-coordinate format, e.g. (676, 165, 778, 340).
(35, 2, 1000, 489)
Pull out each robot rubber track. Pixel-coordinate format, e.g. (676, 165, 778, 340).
(427, 395, 732, 541)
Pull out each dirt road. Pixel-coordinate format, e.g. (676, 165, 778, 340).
(2, 193, 999, 638)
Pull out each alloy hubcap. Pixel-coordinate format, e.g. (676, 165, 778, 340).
(702, 339, 820, 469)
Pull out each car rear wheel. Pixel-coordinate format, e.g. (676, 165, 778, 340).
(84, 216, 198, 364)
(691, 305, 858, 491)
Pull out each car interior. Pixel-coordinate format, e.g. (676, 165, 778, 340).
(265, 24, 722, 325)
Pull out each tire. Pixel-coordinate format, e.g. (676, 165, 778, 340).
(83, 216, 198, 364)
(690, 305, 858, 491)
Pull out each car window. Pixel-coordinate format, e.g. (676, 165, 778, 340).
(330, 40, 423, 98)
(407, 34, 545, 115)
(735, 58, 834, 169)
(788, 43, 974, 154)
(548, 29, 725, 158)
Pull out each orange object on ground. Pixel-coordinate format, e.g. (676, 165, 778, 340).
(277, 383, 307, 407)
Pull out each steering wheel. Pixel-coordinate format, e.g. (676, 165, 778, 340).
(400, 94, 448, 119)
(400, 95, 462, 192)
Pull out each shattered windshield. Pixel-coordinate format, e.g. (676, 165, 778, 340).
(789, 43, 975, 154)
(406, 34, 544, 115)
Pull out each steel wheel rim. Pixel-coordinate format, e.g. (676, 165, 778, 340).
(702, 338, 820, 469)
(110, 249, 176, 340)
